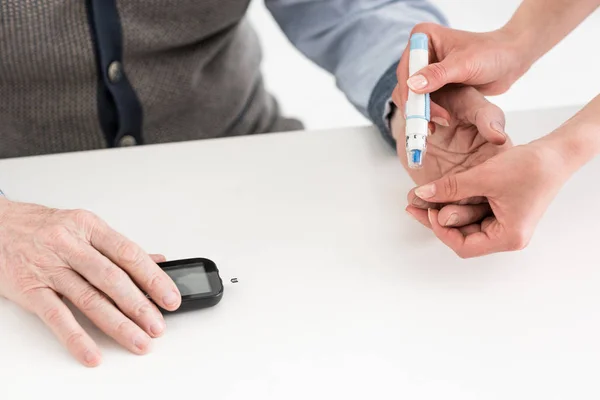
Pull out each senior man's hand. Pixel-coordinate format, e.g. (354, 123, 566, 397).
(392, 85, 512, 184)
(392, 85, 512, 231)
(0, 197, 181, 367)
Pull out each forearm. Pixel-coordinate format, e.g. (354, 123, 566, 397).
(265, 0, 447, 118)
(542, 95, 600, 176)
(502, 0, 599, 68)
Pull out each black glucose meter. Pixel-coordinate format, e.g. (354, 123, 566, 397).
(154, 258, 224, 313)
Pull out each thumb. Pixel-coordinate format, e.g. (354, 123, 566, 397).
(414, 168, 486, 204)
(407, 56, 469, 94)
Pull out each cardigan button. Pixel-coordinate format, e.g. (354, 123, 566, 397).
(108, 61, 123, 83)
(118, 135, 137, 147)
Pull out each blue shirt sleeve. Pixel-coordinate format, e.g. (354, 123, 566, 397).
(265, 0, 448, 144)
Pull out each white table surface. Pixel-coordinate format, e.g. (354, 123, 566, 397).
(1, 105, 599, 399)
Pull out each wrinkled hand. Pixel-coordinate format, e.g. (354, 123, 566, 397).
(0, 198, 182, 367)
(392, 22, 530, 125)
(392, 85, 513, 187)
(405, 139, 570, 258)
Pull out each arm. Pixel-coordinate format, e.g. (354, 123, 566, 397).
(542, 94, 600, 175)
(503, 0, 600, 68)
(264, 0, 448, 144)
(395, 0, 599, 120)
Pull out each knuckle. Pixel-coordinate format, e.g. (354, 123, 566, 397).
(132, 301, 152, 319)
(147, 274, 165, 292)
(116, 241, 143, 266)
(103, 266, 128, 288)
(114, 320, 131, 337)
(77, 288, 105, 312)
(65, 331, 85, 348)
(47, 268, 72, 290)
(69, 209, 98, 227)
(427, 62, 448, 82)
(43, 306, 63, 325)
(442, 176, 459, 199)
(44, 225, 73, 248)
(508, 229, 530, 251)
(480, 104, 504, 124)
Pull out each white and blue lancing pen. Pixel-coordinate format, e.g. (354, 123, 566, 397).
(405, 33, 430, 169)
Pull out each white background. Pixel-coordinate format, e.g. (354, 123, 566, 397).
(248, 0, 600, 131)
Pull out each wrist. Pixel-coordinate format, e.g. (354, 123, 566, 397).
(535, 119, 600, 176)
(495, 24, 539, 77)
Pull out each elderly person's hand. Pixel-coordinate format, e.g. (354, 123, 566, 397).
(0, 198, 181, 367)
(392, 85, 512, 186)
(392, 85, 512, 228)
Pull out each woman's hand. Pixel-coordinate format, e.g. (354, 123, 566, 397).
(0, 198, 182, 367)
(405, 93, 600, 258)
(405, 139, 572, 258)
(392, 22, 531, 126)
(392, 85, 512, 186)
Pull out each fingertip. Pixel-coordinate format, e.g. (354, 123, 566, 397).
(150, 254, 167, 263)
(428, 208, 440, 229)
(489, 121, 508, 144)
(82, 349, 102, 368)
(161, 289, 182, 311)
(132, 332, 153, 355)
(407, 74, 429, 93)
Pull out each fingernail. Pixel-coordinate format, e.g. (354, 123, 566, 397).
(427, 209, 434, 225)
(84, 350, 100, 366)
(444, 213, 459, 227)
(134, 334, 151, 352)
(163, 291, 179, 307)
(491, 121, 506, 137)
(412, 196, 428, 207)
(407, 74, 428, 90)
(150, 320, 165, 337)
(405, 210, 415, 219)
(432, 117, 450, 127)
(415, 183, 436, 199)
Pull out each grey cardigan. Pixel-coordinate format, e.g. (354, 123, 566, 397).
(0, 0, 301, 159)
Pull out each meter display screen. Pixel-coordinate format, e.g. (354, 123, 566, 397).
(165, 264, 212, 296)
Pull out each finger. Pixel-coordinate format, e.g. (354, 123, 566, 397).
(466, 97, 507, 145)
(395, 42, 411, 114)
(406, 206, 431, 229)
(433, 86, 507, 145)
(430, 102, 452, 127)
(413, 166, 488, 204)
(458, 223, 483, 236)
(59, 239, 167, 338)
(408, 188, 487, 210)
(407, 55, 470, 94)
(428, 209, 507, 258)
(437, 203, 492, 227)
(51, 269, 153, 355)
(407, 189, 440, 210)
(29, 288, 101, 367)
(88, 220, 181, 311)
(150, 254, 167, 263)
(457, 196, 488, 206)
